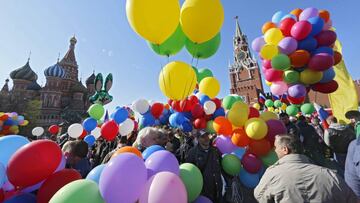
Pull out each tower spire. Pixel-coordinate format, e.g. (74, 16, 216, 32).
(235, 16, 242, 38)
(27, 51, 31, 63)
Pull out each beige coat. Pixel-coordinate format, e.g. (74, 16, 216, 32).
(254, 154, 357, 203)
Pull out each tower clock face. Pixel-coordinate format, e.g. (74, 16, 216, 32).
(237, 50, 246, 60)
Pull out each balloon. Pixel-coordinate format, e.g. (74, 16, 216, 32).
(291, 21, 312, 40)
(241, 153, 262, 174)
(265, 99, 274, 107)
(287, 95, 305, 105)
(319, 66, 335, 82)
(213, 98, 222, 109)
(261, 149, 278, 167)
(264, 28, 283, 45)
(0, 135, 30, 166)
(245, 118, 268, 140)
(112, 107, 128, 124)
(260, 44, 278, 60)
(279, 18, 296, 37)
(249, 139, 271, 156)
(132, 99, 150, 114)
(199, 77, 220, 98)
(288, 84, 307, 98)
(84, 135, 96, 146)
(313, 46, 334, 56)
(145, 150, 179, 178)
(270, 81, 288, 95)
(239, 168, 261, 189)
(290, 8, 303, 19)
(194, 196, 213, 203)
(213, 116, 232, 136)
(299, 7, 319, 21)
(232, 147, 246, 160)
(312, 80, 338, 94)
(197, 68, 213, 83)
(194, 118, 207, 129)
(7, 140, 62, 188)
(159, 61, 197, 101)
(322, 19, 333, 30)
(262, 22, 276, 34)
(179, 163, 203, 202)
(284, 70, 300, 84)
(126, 0, 180, 44)
(206, 120, 216, 134)
(191, 104, 204, 119)
(266, 119, 287, 144)
(227, 101, 249, 127)
(88, 104, 105, 120)
(289, 50, 310, 68)
(308, 16, 324, 36)
(149, 25, 186, 56)
(222, 95, 239, 110)
(169, 112, 186, 127)
(50, 179, 104, 203)
(262, 59, 272, 69)
(222, 154, 241, 176)
(91, 127, 101, 139)
(100, 154, 146, 203)
(273, 100, 282, 108)
(142, 145, 165, 160)
(286, 105, 299, 116)
(100, 120, 119, 141)
(301, 103, 315, 115)
(83, 118, 98, 132)
(272, 11, 286, 24)
(112, 146, 142, 159)
(298, 37, 318, 52)
(180, 0, 224, 43)
(48, 125, 60, 135)
(85, 164, 105, 185)
(5, 193, 36, 203)
(150, 103, 164, 119)
(119, 118, 135, 136)
(278, 37, 297, 55)
(251, 37, 265, 53)
(181, 120, 193, 133)
(319, 10, 330, 23)
(203, 101, 216, 115)
(67, 123, 83, 138)
(253, 103, 261, 111)
(249, 107, 260, 118)
(214, 135, 238, 154)
(271, 54, 291, 71)
(139, 171, 187, 203)
(231, 128, 250, 147)
(37, 169, 82, 203)
(32, 127, 44, 137)
(185, 33, 221, 59)
(308, 53, 334, 71)
(264, 68, 283, 82)
(299, 69, 323, 85)
(315, 30, 337, 47)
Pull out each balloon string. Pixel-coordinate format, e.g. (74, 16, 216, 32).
(158, 44, 170, 99)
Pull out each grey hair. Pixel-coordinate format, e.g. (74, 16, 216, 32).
(135, 127, 168, 148)
(275, 134, 302, 154)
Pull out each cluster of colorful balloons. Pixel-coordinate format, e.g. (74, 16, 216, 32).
(0, 112, 28, 136)
(252, 8, 341, 104)
(260, 98, 288, 114)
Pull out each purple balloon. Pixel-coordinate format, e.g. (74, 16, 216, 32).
(99, 153, 147, 203)
(278, 37, 298, 55)
(308, 53, 334, 71)
(215, 135, 237, 154)
(241, 153, 262, 174)
(3, 180, 14, 191)
(194, 195, 213, 203)
(252, 37, 265, 53)
(288, 84, 307, 98)
(266, 119, 287, 144)
(299, 7, 319, 21)
(145, 150, 179, 178)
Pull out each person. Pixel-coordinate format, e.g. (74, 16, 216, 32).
(186, 130, 223, 202)
(254, 134, 357, 203)
(279, 112, 299, 136)
(101, 135, 128, 164)
(346, 110, 360, 138)
(310, 117, 324, 139)
(62, 140, 91, 178)
(132, 127, 169, 150)
(324, 116, 355, 170)
(345, 137, 360, 198)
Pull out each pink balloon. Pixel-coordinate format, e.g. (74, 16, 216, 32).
(270, 81, 288, 95)
(278, 37, 298, 55)
(241, 153, 262, 174)
(265, 69, 283, 82)
(266, 119, 287, 145)
(252, 37, 265, 53)
(262, 59, 272, 69)
(308, 53, 334, 71)
(291, 21, 312, 40)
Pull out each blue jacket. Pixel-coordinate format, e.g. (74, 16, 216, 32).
(345, 138, 360, 198)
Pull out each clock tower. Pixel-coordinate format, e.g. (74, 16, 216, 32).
(229, 17, 264, 104)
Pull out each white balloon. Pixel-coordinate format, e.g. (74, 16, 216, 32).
(91, 127, 101, 139)
(119, 118, 135, 136)
(32, 127, 44, 137)
(68, 123, 83, 138)
(132, 99, 150, 114)
(195, 92, 204, 99)
(204, 101, 216, 115)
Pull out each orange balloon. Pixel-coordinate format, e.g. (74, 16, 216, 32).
(289, 50, 310, 68)
(319, 10, 330, 23)
(290, 8, 302, 19)
(333, 51, 342, 65)
(213, 116, 232, 136)
(231, 128, 250, 147)
(112, 146, 143, 159)
(262, 22, 277, 34)
(164, 104, 170, 110)
(249, 138, 271, 156)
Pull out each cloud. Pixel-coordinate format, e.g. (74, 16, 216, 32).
(108, 50, 113, 57)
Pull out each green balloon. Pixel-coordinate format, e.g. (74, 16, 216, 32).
(185, 33, 221, 59)
(180, 163, 203, 202)
(301, 103, 315, 115)
(233, 95, 244, 102)
(197, 68, 213, 83)
(286, 105, 299, 116)
(206, 120, 216, 134)
(260, 149, 278, 167)
(88, 104, 105, 120)
(271, 54, 291, 71)
(274, 100, 282, 108)
(222, 95, 237, 110)
(149, 25, 186, 56)
(49, 180, 105, 203)
(222, 154, 241, 176)
(265, 99, 274, 108)
(284, 70, 300, 84)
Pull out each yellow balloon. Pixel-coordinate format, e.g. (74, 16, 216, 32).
(260, 44, 278, 60)
(245, 118, 268, 140)
(260, 111, 278, 121)
(20, 120, 29, 126)
(275, 109, 279, 113)
(126, 0, 180, 44)
(300, 69, 323, 85)
(159, 61, 197, 101)
(253, 103, 261, 110)
(268, 107, 275, 112)
(199, 77, 220, 98)
(227, 101, 249, 127)
(281, 103, 287, 111)
(265, 80, 272, 86)
(264, 28, 284, 45)
(180, 0, 224, 43)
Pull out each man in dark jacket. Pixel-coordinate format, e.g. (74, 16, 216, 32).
(279, 113, 299, 136)
(186, 130, 223, 202)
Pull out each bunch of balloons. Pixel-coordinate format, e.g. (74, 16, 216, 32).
(252, 8, 341, 104)
(262, 99, 288, 114)
(0, 112, 28, 136)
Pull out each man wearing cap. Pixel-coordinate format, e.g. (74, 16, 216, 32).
(186, 130, 223, 202)
(346, 110, 360, 138)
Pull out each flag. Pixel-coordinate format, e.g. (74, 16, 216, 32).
(314, 103, 329, 129)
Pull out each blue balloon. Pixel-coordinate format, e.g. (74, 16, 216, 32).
(0, 135, 30, 166)
(213, 108, 225, 118)
(257, 165, 266, 177)
(272, 11, 286, 24)
(319, 67, 335, 83)
(308, 16, 324, 36)
(154, 119, 161, 126)
(183, 112, 193, 120)
(232, 148, 246, 160)
(199, 95, 210, 106)
(4, 119, 14, 126)
(169, 112, 186, 127)
(112, 107, 129, 124)
(84, 135, 96, 146)
(298, 37, 318, 52)
(86, 164, 106, 185)
(0, 162, 5, 187)
(159, 115, 169, 125)
(17, 115, 25, 121)
(181, 121, 193, 132)
(312, 46, 334, 56)
(142, 145, 165, 160)
(140, 112, 155, 127)
(280, 14, 297, 21)
(82, 117, 97, 132)
(239, 168, 260, 189)
(4, 193, 36, 203)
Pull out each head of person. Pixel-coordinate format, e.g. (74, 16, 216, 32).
(279, 112, 290, 125)
(137, 127, 169, 148)
(311, 117, 320, 125)
(62, 140, 88, 167)
(195, 130, 210, 149)
(345, 110, 360, 126)
(274, 134, 302, 159)
(326, 116, 338, 125)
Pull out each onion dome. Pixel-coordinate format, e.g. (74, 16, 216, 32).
(86, 72, 96, 86)
(44, 63, 66, 78)
(26, 81, 41, 91)
(70, 81, 87, 93)
(10, 61, 38, 81)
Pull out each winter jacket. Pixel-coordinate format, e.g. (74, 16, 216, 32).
(324, 123, 355, 153)
(345, 138, 360, 198)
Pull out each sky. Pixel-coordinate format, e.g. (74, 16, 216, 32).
(0, 0, 359, 111)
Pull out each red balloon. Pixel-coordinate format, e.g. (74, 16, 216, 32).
(287, 95, 305, 104)
(193, 118, 206, 129)
(79, 129, 87, 139)
(0, 189, 4, 202)
(7, 140, 62, 189)
(311, 80, 338, 94)
(333, 51, 342, 65)
(48, 125, 59, 135)
(36, 169, 82, 203)
(248, 107, 260, 118)
(188, 95, 199, 105)
(315, 30, 337, 47)
(172, 101, 182, 112)
(167, 99, 173, 106)
(101, 120, 119, 141)
(180, 99, 192, 112)
(212, 98, 222, 109)
(291, 21, 312, 40)
(308, 53, 334, 71)
(279, 18, 296, 37)
(241, 153, 262, 174)
(151, 103, 164, 119)
(249, 139, 271, 156)
(264, 69, 284, 82)
(191, 104, 204, 119)
(0, 114, 9, 121)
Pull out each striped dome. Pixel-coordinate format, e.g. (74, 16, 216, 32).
(44, 63, 66, 78)
(10, 61, 38, 81)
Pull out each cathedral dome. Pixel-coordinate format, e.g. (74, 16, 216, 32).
(86, 72, 95, 85)
(10, 61, 38, 81)
(26, 81, 41, 91)
(44, 63, 66, 78)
